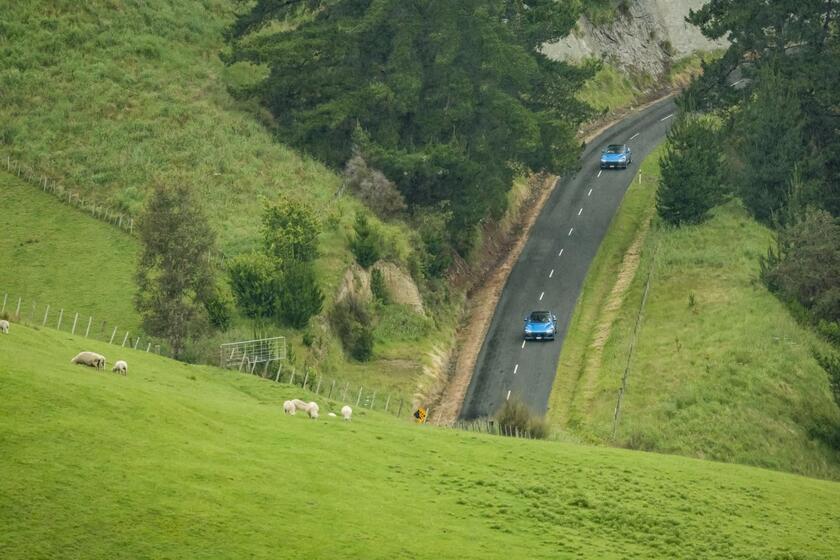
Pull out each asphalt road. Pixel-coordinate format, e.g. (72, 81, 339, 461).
(460, 97, 678, 420)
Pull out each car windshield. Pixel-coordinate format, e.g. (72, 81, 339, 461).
(606, 145, 625, 154)
(529, 311, 551, 323)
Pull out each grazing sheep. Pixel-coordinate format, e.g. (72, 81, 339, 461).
(112, 360, 128, 376)
(71, 351, 106, 370)
(327, 412, 337, 417)
(0, 320, 9, 334)
(283, 400, 296, 415)
(341, 405, 353, 422)
(307, 401, 319, 419)
(291, 398, 309, 411)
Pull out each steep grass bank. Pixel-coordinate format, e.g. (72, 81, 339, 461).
(2, 324, 839, 559)
(549, 151, 840, 480)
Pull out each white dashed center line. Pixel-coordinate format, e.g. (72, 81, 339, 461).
(539, 291, 545, 301)
(521, 340, 526, 349)
(629, 132, 640, 140)
(514, 364, 519, 374)
(732, 79, 745, 86)
(578, 208, 583, 216)
(588, 188, 593, 196)
(597, 170, 603, 178)
(558, 248, 564, 257)
(568, 228, 574, 237)
(549, 269, 554, 278)
(506, 390, 511, 401)
(660, 113, 674, 122)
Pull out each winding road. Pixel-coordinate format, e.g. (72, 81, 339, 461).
(460, 96, 678, 420)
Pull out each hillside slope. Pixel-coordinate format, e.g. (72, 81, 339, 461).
(2, 323, 839, 559)
(549, 150, 840, 480)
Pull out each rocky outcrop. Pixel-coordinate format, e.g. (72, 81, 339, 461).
(335, 261, 425, 315)
(542, 0, 726, 81)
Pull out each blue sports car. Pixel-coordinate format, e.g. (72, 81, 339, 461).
(523, 310, 557, 341)
(600, 144, 632, 169)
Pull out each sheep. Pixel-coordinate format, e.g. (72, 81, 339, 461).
(0, 319, 9, 334)
(291, 398, 309, 411)
(306, 401, 319, 419)
(71, 351, 106, 370)
(341, 405, 353, 422)
(112, 360, 128, 376)
(283, 400, 296, 415)
(327, 412, 337, 417)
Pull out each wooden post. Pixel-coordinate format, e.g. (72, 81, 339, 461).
(397, 399, 403, 417)
(328, 380, 336, 399)
(315, 377, 322, 395)
(56, 309, 64, 331)
(302, 370, 309, 391)
(15, 297, 22, 319)
(84, 316, 92, 338)
(1, 293, 6, 313)
(71, 312, 79, 335)
(42, 305, 50, 326)
(133, 337, 140, 349)
(384, 394, 391, 413)
(109, 326, 118, 344)
(274, 362, 282, 382)
(121, 331, 129, 347)
(146, 342, 152, 352)
(370, 391, 376, 409)
(289, 370, 295, 386)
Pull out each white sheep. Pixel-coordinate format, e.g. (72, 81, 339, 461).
(327, 412, 337, 417)
(0, 319, 9, 334)
(283, 400, 296, 415)
(341, 405, 353, 422)
(71, 351, 106, 370)
(112, 360, 128, 376)
(306, 401, 319, 419)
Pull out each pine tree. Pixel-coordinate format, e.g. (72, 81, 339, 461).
(349, 213, 380, 269)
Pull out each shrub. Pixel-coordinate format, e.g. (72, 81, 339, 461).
(227, 253, 279, 333)
(370, 268, 389, 304)
(277, 262, 324, 329)
(262, 195, 321, 263)
(204, 285, 234, 332)
(330, 295, 375, 362)
(495, 397, 551, 439)
(343, 150, 406, 219)
(349, 213, 381, 269)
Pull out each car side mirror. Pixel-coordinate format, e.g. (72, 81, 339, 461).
(552, 314, 557, 321)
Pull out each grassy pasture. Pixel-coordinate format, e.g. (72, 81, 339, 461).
(549, 149, 840, 480)
(1, 323, 839, 559)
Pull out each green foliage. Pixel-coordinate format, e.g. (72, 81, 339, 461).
(815, 350, 840, 410)
(227, 253, 279, 332)
(204, 284, 234, 332)
(416, 209, 453, 278)
(495, 397, 550, 439)
(761, 208, 840, 327)
(343, 151, 406, 219)
(4, 324, 840, 559)
(349, 213, 380, 269)
(227, 0, 592, 252)
(261, 195, 321, 263)
(370, 268, 389, 305)
(276, 262, 323, 329)
(134, 183, 217, 359)
(330, 295, 375, 362)
(656, 115, 725, 225)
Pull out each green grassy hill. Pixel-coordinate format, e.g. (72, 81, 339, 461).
(550, 149, 840, 480)
(2, 323, 839, 559)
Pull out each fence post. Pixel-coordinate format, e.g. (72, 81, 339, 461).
(289, 370, 295, 386)
(56, 309, 64, 330)
(42, 305, 50, 326)
(370, 391, 376, 409)
(146, 342, 152, 352)
(328, 380, 336, 399)
(121, 331, 129, 347)
(384, 394, 391, 413)
(15, 297, 22, 319)
(71, 312, 79, 335)
(397, 399, 403, 417)
(315, 377, 322, 395)
(356, 386, 363, 406)
(302, 370, 309, 391)
(274, 362, 282, 382)
(109, 326, 118, 344)
(1, 293, 6, 313)
(133, 337, 140, 349)
(342, 383, 349, 402)
(84, 316, 92, 338)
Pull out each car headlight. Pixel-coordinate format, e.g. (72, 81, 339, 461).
(525, 326, 532, 332)
(619, 156, 627, 161)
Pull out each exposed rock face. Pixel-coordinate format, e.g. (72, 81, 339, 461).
(335, 261, 425, 315)
(542, 0, 726, 81)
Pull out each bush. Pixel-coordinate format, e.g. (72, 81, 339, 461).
(349, 213, 381, 269)
(227, 253, 279, 333)
(277, 263, 324, 329)
(343, 150, 407, 219)
(495, 397, 550, 439)
(656, 115, 726, 226)
(370, 268, 389, 304)
(204, 286, 234, 332)
(330, 295, 375, 362)
(262, 195, 321, 263)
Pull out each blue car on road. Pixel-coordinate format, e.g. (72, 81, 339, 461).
(523, 310, 557, 341)
(600, 144, 632, 169)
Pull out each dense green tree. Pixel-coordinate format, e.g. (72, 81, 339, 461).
(134, 183, 216, 359)
(227, 253, 280, 335)
(261, 195, 321, 264)
(657, 115, 726, 225)
(349, 213, 380, 269)
(277, 262, 324, 329)
(226, 0, 592, 251)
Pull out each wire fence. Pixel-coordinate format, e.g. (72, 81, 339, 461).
(450, 417, 540, 440)
(611, 242, 659, 439)
(3, 153, 135, 235)
(0, 291, 164, 356)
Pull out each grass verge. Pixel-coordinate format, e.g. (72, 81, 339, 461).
(2, 323, 839, 559)
(549, 150, 840, 480)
